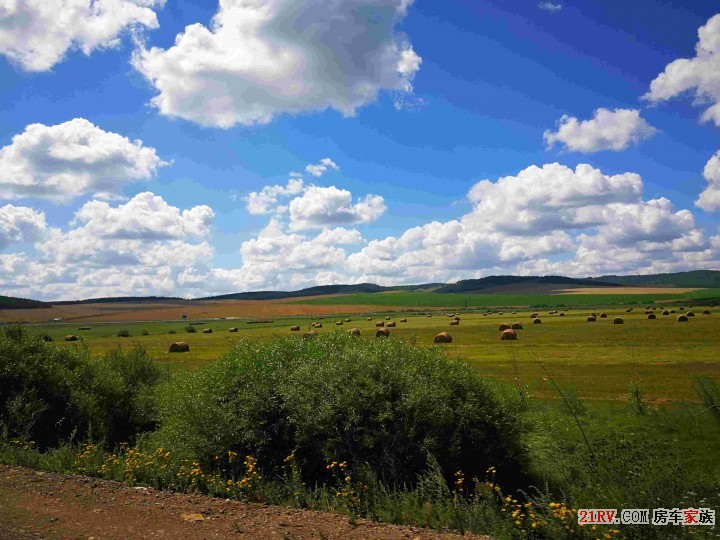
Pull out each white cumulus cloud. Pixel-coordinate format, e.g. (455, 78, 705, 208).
(696, 151, 720, 211)
(644, 14, 720, 126)
(289, 186, 386, 231)
(0, 0, 164, 72)
(543, 108, 658, 153)
(538, 2, 562, 13)
(0, 205, 46, 249)
(305, 158, 340, 178)
(132, 0, 421, 128)
(0, 118, 167, 203)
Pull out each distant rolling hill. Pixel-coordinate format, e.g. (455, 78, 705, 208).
(592, 270, 720, 289)
(0, 295, 51, 309)
(198, 282, 444, 301)
(433, 275, 620, 294)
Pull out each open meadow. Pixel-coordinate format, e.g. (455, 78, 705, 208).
(18, 288, 720, 403)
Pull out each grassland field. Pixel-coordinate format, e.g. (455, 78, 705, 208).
(20, 292, 720, 404)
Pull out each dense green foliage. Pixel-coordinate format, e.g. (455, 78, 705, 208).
(149, 333, 527, 489)
(0, 325, 163, 449)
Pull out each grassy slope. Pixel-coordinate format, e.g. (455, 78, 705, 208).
(290, 288, 720, 308)
(27, 305, 720, 402)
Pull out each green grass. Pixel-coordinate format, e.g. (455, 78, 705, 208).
(291, 288, 720, 308)
(25, 306, 720, 403)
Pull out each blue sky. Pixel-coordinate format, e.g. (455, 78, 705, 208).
(0, 0, 718, 300)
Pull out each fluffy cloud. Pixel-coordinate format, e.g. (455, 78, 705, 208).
(132, 0, 421, 128)
(1, 193, 215, 300)
(538, 2, 562, 13)
(0, 0, 164, 72)
(543, 108, 658, 153)
(289, 186, 386, 230)
(644, 14, 720, 126)
(0, 119, 167, 203)
(305, 158, 340, 178)
(0, 205, 46, 249)
(696, 151, 720, 211)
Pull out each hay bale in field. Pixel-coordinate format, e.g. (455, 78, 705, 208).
(559, 312, 565, 317)
(168, 341, 190, 353)
(385, 316, 391, 320)
(450, 320, 459, 326)
(303, 331, 318, 340)
(499, 323, 511, 332)
(433, 332, 452, 343)
(203, 328, 212, 334)
(376, 328, 390, 338)
(387, 321, 397, 327)
(345, 318, 351, 322)
(367, 317, 372, 321)
(600, 313, 607, 318)
(64, 335, 78, 342)
(229, 327, 238, 332)
(533, 318, 541, 324)
(347, 328, 361, 336)
(498, 312, 504, 315)
(290, 325, 301, 331)
(677, 315, 688, 323)
(679, 307, 685, 312)
(587, 316, 596, 322)
(336, 321, 344, 326)
(454, 316, 461, 321)
(400, 318, 407, 323)
(670, 310, 676, 314)
(662, 310, 670, 316)
(500, 329, 517, 341)
(625, 308, 632, 313)
(530, 313, 538, 318)
(78, 327, 91, 330)
(647, 314, 656, 320)
(686, 311, 695, 317)
(703, 310, 711, 315)
(375, 321, 385, 327)
(613, 317, 623, 324)
(511, 322, 523, 330)
(512, 311, 517, 314)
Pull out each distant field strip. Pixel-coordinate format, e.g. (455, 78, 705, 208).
(292, 289, 720, 308)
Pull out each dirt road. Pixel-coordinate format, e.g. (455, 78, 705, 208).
(0, 465, 489, 540)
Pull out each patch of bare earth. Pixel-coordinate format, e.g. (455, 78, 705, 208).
(0, 465, 489, 540)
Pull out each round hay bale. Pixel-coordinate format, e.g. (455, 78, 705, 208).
(559, 312, 565, 317)
(313, 323, 323, 328)
(450, 320, 459, 326)
(290, 325, 301, 331)
(532, 318, 541, 324)
(613, 317, 623, 324)
(679, 307, 685, 312)
(367, 317, 372, 321)
(386, 321, 397, 327)
(375, 321, 385, 327)
(229, 327, 238, 332)
(336, 321, 343, 326)
(347, 328, 361, 336)
(662, 310, 670, 316)
(703, 310, 711, 315)
(530, 313, 538, 319)
(64, 335, 78, 342)
(303, 331, 317, 340)
(385, 316, 391, 320)
(511, 322, 523, 330)
(600, 313, 607, 318)
(454, 316, 461, 321)
(498, 312, 503, 316)
(686, 311, 695, 317)
(587, 316, 596, 322)
(626, 308, 633, 313)
(344, 318, 351, 323)
(202, 328, 212, 334)
(376, 328, 390, 338)
(433, 332, 452, 343)
(499, 323, 510, 331)
(670, 310, 676, 314)
(500, 329, 517, 341)
(400, 318, 407, 323)
(78, 327, 91, 330)
(647, 314, 656, 320)
(677, 315, 688, 322)
(512, 311, 517, 314)
(168, 341, 190, 353)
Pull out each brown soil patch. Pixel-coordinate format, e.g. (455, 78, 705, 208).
(555, 287, 699, 295)
(0, 299, 411, 324)
(0, 465, 488, 540)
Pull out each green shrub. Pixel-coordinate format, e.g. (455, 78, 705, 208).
(168, 330, 177, 335)
(117, 329, 131, 337)
(184, 325, 196, 333)
(141, 329, 149, 336)
(0, 325, 164, 449)
(149, 332, 527, 489)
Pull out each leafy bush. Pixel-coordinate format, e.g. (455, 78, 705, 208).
(168, 330, 177, 335)
(141, 329, 149, 336)
(149, 332, 527, 489)
(0, 325, 164, 449)
(184, 325, 196, 333)
(117, 329, 131, 337)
